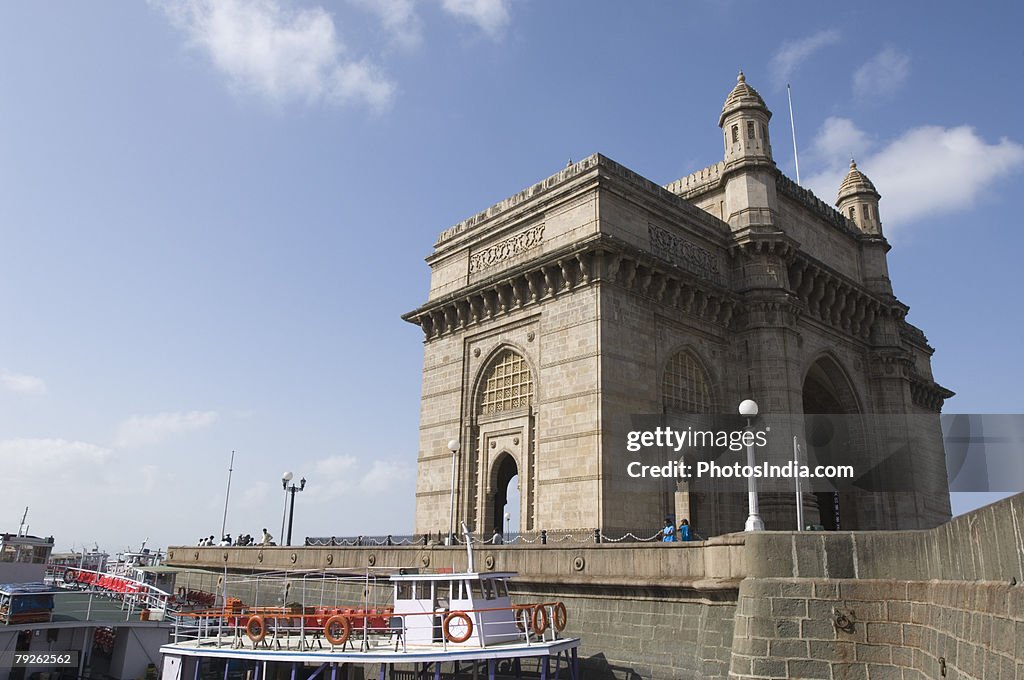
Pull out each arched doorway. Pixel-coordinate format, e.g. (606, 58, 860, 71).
(491, 453, 519, 537)
(802, 356, 863, 530)
(469, 347, 536, 535)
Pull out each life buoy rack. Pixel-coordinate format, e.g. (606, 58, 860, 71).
(246, 615, 266, 643)
(531, 604, 548, 635)
(323, 615, 351, 646)
(443, 611, 473, 643)
(552, 602, 568, 631)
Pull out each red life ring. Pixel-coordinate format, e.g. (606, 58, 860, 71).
(532, 604, 548, 635)
(553, 602, 568, 631)
(324, 615, 351, 646)
(246, 615, 266, 643)
(443, 611, 473, 643)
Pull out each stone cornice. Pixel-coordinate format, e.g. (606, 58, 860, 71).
(909, 373, 955, 412)
(403, 235, 739, 342)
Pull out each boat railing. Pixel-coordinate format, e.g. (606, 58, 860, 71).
(46, 566, 180, 621)
(168, 600, 569, 652)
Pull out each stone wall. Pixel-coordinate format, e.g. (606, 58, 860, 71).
(168, 494, 1024, 679)
(730, 493, 1024, 679)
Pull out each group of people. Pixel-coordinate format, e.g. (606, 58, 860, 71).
(661, 517, 691, 542)
(197, 529, 276, 547)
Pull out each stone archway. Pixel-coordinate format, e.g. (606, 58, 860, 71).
(802, 355, 864, 530)
(490, 453, 519, 537)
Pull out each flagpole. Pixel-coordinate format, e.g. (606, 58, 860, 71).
(220, 450, 235, 541)
(787, 83, 801, 185)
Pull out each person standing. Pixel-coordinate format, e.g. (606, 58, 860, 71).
(678, 518, 691, 542)
(661, 518, 675, 542)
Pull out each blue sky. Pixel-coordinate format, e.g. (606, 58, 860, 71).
(1, 1, 1022, 552)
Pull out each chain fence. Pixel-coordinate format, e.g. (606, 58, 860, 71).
(305, 526, 705, 547)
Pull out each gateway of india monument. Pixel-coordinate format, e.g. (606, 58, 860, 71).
(172, 73, 1022, 680)
(403, 72, 953, 538)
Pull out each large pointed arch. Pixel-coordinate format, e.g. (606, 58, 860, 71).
(802, 353, 865, 531)
(464, 344, 538, 535)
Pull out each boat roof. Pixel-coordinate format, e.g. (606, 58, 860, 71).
(389, 571, 517, 582)
(0, 582, 61, 596)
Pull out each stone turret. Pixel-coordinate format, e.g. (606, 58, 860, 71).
(719, 71, 773, 165)
(718, 71, 777, 229)
(836, 159, 882, 235)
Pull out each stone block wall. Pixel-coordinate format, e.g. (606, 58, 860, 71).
(729, 578, 1023, 680)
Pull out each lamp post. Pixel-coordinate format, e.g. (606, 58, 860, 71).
(504, 511, 511, 538)
(447, 439, 460, 546)
(282, 472, 307, 547)
(739, 399, 765, 532)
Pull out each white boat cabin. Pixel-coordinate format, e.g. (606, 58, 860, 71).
(390, 571, 520, 646)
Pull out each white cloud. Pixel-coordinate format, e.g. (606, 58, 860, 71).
(154, 0, 394, 110)
(769, 29, 841, 86)
(441, 0, 510, 38)
(114, 410, 219, 448)
(1, 370, 47, 396)
(805, 118, 1024, 229)
(853, 48, 911, 100)
(0, 438, 111, 470)
(349, 0, 421, 49)
(811, 117, 873, 162)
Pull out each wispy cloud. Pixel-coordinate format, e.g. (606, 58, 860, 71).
(441, 0, 510, 39)
(153, 0, 395, 110)
(349, 0, 421, 50)
(0, 438, 111, 470)
(853, 48, 911, 100)
(805, 119, 1024, 230)
(810, 117, 873, 162)
(114, 410, 219, 448)
(1, 370, 47, 396)
(769, 29, 841, 87)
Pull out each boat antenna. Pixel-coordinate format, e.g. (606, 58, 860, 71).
(461, 522, 475, 573)
(787, 83, 801, 185)
(220, 450, 236, 541)
(17, 507, 28, 536)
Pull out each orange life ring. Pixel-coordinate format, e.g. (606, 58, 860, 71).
(532, 604, 548, 634)
(246, 615, 266, 643)
(443, 611, 473, 643)
(552, 602, 567, 631)
(64, 569, 77, 583)
(324, 615, 351, 646)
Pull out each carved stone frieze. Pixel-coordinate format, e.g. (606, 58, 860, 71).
(649, 224, 724, 286)
(469, 224, 545, 274)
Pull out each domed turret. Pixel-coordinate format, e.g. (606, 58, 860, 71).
(836, 159, 882, 235)
(719, 71, 773, 165)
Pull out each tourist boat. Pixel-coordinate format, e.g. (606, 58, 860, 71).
(159, 530, 581, 680)
(1, 529, 171, 680)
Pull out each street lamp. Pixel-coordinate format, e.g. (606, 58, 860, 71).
(739, 399, 765, 532)
(504, 511, 511, 538)
(282, 472, 307, 547)
(447, 439, 460, 546)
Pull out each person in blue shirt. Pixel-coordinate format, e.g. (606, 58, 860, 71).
(678, 518, 691, 541)
(661, 518, 675, 542)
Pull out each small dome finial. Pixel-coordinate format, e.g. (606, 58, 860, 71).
(737, 70, 745, 83)
(850, 158, 857, 170)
